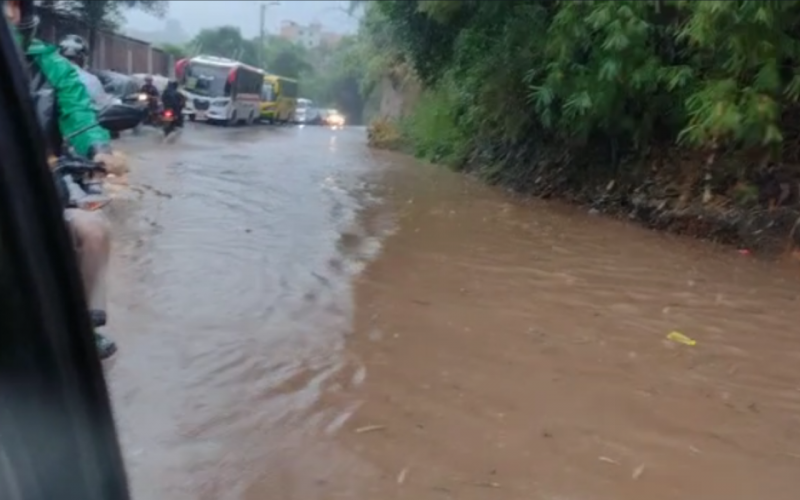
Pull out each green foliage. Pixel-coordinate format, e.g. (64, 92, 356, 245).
(191, 26, 259, 65)
(356, 2, 408, 96)
(157, 43, 188, 61)
(301, 36, 369, 122)
(358, 0, 800, 179)
(401, 83, 470, 164)
(372, 0, 464, 85)
(186, 27, 312, 78)
(261, 36, 312, 79)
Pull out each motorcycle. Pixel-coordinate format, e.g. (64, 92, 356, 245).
(53, 105, 143, 209)
(133, 92, 149, 105)
(119, 92, 149, 110)
(52, 153, 110, 211)
(137, 94, 162, 127)
(161, 108, 179, 136)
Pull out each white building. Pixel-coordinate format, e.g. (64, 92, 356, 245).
(279, 21, 323, 49)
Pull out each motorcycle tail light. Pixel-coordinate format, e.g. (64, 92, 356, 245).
(164, 110, 173, 118)
(78, 195, 111, 211)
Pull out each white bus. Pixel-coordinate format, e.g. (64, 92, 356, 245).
(177, 55, 264, 125)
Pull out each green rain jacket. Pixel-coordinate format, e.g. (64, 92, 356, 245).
(26, 38, 112, 158)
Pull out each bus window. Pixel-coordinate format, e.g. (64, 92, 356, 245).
(235, 68, 264, 96)
(185, 63, 231, 97)
(261, 82, 275, 101)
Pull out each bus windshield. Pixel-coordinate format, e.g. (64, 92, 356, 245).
(184, 63, 231, 97)
(278, 79, 298, 99)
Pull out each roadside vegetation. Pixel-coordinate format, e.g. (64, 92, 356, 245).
(354, 1, 800, 254)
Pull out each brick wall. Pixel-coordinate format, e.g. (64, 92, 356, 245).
(37, 9, 173, 76)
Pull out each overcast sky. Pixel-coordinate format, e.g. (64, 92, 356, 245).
(124, 0, 359, 37)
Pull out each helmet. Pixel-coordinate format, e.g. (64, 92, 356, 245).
(144, 75, 153, 83)
(58, 34, 88, 66)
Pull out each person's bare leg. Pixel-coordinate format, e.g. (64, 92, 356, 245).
(65, 209, 116, 359)
(68, 209, 111, 312)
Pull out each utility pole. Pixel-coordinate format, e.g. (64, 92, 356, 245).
(259, 3, 266, 69)
(259, 1, 280, 69)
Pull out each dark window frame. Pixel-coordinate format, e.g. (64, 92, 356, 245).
(0, 18, 130, 500)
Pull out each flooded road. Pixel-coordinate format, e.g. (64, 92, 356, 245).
(110, 124, 800, 500)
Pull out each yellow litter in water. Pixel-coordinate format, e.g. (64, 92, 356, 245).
(667, 331, 696, 346)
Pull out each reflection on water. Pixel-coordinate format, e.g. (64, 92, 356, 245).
(108, 126, 383, 500)
(108, 126, 800, 500)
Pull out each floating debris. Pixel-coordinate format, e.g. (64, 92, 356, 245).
(354, 425, 386, 434)
(397, 467, 408, 484)
(666, 331, 696, 346)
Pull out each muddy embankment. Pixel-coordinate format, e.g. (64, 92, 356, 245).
(468, 144, 800, 258)
(368, 79, 800, 258)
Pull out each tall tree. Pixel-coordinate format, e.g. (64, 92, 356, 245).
(262, 36, 312, 78)
(191, 26, 259, 66)
(158, 43, 189, 61)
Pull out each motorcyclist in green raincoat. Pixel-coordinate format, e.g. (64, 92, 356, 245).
(4, 0, 126, 359)
(27, 37, 115, 158)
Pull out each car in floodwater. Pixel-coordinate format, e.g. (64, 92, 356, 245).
(321, 109, 345, 127)
(294, 98, 321, 124)
(93, 69, 141, 100)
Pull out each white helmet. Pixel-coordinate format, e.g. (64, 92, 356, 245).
(58, 34, 89, 65)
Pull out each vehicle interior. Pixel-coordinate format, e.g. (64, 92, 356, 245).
(0, 14, 130, 500)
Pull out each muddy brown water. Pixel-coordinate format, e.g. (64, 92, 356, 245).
(108, 124, 800, 500)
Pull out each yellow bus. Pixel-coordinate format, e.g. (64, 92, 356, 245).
(260, 74, 298, 123)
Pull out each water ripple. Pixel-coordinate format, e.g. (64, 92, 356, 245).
(109, 126, 386, 500)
